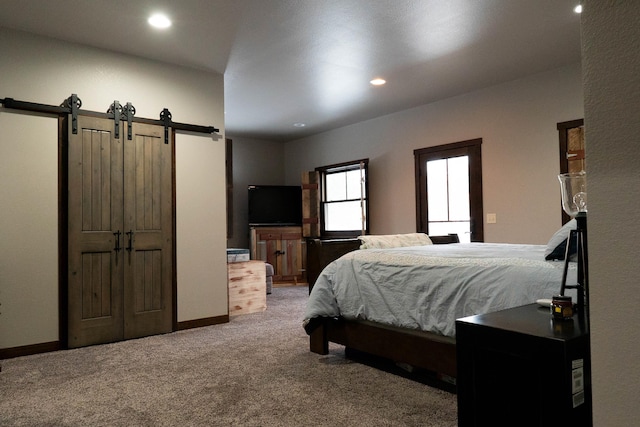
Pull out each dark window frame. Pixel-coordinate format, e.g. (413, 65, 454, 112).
(316, 158, 369, 238)
(414, 139, 483, 242)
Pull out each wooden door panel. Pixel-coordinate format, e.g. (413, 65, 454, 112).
(132, 250, 163, 312)
(134, 135, 164, 230)
(283, 239, 298, 277)
(283, 231, 302, 277)
(68, 116, 124, 348)
(264, 239, 281, 271)
(123, 122, 172, 339)
(79, 252, 116, 318)
(82, 129, 115, 231)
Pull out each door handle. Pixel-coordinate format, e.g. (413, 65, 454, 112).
(113, 230, 122, 252)
(126, 230, 134, 252)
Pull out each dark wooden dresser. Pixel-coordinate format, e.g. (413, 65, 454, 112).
(456, 304, 592, 427)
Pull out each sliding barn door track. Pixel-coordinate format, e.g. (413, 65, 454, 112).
(1, 94, 219, 143)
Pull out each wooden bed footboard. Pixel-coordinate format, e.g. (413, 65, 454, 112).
(309, 318, 457, 378)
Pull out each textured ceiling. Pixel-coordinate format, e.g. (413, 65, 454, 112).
(0, 0, 582, 141)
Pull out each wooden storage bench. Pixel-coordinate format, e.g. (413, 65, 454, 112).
(228, 260, 267, 316)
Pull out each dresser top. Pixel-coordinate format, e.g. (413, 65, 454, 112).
(456, 303, 589, 341)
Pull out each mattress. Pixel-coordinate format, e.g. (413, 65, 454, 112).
(303, 243, 577, 338)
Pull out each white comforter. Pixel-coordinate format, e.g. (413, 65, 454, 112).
(303, 243, 576, 338)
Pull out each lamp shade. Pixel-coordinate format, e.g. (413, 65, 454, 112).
(558, 171, 587, 217)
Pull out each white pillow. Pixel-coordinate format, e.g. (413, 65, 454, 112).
(358, 233, 433, 249)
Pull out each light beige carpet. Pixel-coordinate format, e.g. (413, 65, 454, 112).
(0, 286, 457, 426)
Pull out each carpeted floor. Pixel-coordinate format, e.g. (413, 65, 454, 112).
(0, 285, 457, 426)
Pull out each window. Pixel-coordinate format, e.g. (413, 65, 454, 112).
(414, 139, 483, 243)
(316, 159, 369, 238)
(426, 156, 471, 241)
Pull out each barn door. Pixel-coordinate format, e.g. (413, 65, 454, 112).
(122, 122, 173, 339)
(68, 116, 125, 347)
(67, 115, 173, 348)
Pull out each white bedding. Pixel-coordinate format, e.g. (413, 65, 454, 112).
(303, 243, 576, 338)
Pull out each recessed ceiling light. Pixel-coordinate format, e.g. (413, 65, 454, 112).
(574, 4, 583, 14)
(148, 13, 172, 29)
(293, 123, 306, 128)
(370, 78, 386, 86)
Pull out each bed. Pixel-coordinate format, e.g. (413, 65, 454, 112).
(303, 229, 577, 380)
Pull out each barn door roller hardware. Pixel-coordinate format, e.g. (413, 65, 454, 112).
(124, 102, 135, 140)
(64, 94, 82, 134)
(107, 100, 123, 139)
(106, 101, 137, 140)
(160, 108, 172, 144)
(0, 93, 82, 134)
(0, 94, 220, 141)
(156, 108, 220, 144)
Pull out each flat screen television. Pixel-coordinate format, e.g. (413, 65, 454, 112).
(248, 185, 302, 226)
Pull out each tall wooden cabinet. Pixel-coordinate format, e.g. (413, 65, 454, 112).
(250, 226, 306, 283)
(67, 115, 173, 348)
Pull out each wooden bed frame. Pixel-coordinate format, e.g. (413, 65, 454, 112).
(307, 234, 460, 379)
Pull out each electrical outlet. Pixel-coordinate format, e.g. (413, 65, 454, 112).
(487, 213, 497, 224)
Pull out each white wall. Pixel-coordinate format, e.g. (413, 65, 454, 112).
(226, 136, 286, 249)
(0, 114, 59, 347)
(176, 134, 228, 323)
(582, 1, 640, 425)
(285, 63, 584, 244)
(0, 28, 227, 349)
